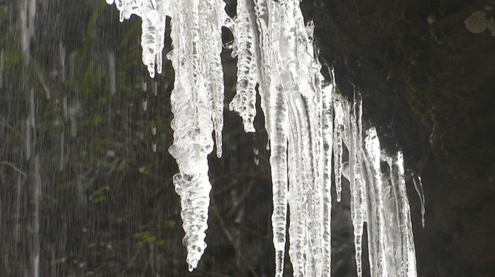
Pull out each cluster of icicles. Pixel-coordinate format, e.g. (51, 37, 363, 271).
(106, 0, 418, 276)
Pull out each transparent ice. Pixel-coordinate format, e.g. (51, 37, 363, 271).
(107, 0, 420, 276)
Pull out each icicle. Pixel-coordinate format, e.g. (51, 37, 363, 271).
(253, 0, 272, 138)
(202, 0, 227, 158)
(348, 92, 365, 277)
(363, 128, 387, 277)
(113, 0, 166, 77)
(396, 153, 418, 277)
(413, 176, 425, 228)
(333, 96, 345, 202)
(399, 154, 418, 277)
(382, 154, 402, 276)
(321, 83, 333, 277)
(168, 0, 221, 270)
(322, 71, 337, 277)
(140, 10, 166, 78)
(229, 0, 259, 133)
(168, 81, 213, 271)
(269, 78, 289, 277)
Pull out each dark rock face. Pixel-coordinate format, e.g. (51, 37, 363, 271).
(301, 0, 495, 276)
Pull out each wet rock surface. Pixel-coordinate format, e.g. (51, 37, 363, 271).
(301, 0, 495, 276)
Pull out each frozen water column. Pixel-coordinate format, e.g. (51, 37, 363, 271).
(166, 0, 225, 271)
(105, 0, 228, 271)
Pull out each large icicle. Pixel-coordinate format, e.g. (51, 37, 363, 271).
(107, 0, 225, 271)
(166, 0, 216, 271)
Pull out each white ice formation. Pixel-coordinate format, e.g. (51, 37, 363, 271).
(106, 0, 419, 276)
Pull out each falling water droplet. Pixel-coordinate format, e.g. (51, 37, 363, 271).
(142, 100, 148, 111)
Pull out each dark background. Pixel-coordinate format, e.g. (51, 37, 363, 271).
(0, 0, 493, 276)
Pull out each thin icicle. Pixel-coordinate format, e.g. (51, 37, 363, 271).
(396, 153, 418, 277)
(287, 129, 307, 277)
(413, 176, 425, 228)
(321, 83, 333, 277)
(112, 0, 166, 78)
(202, 0, 227, 157)
(363, 128, 386, 277)
(253, 0, 272, 137)
(382, 154, 402, 276)
(140, 10, 166, 78)
(348, 93, 365, 277)
(293, 2, 326, 275)
(333, 96, 345, 202)
(269, 79, 289, 277)
(280, 1, 310, 275)
(389, 152, 418, 277)
(229, 0, 258, 133)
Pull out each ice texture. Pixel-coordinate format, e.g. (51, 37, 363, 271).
(333, 94, 346, 203)
(109, 0, 228, 271)
(229, 0, 259, 133)
(107, 0, 420, 276)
